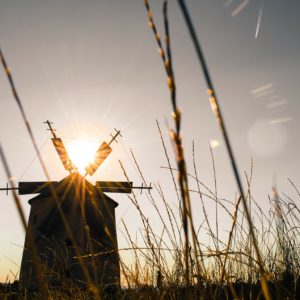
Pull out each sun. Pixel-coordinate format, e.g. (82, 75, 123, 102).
(67, 139, 98, 174)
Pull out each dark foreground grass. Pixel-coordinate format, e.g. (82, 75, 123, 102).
(1, 278, 300, 299)
(1, 167, 300, 299)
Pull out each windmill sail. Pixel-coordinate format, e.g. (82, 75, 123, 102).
(96, 181, 132, 193)
(19, 181, 57, 195)
(85, 142, 112, 176)
(51, 138, 74, 172)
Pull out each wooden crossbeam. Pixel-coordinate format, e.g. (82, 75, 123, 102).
(95, 181, 132, 193)
(19, 181, 57, 195)
(1, 180, 151, 195)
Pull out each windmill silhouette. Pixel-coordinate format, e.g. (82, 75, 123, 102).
(1, 120, 151, 291)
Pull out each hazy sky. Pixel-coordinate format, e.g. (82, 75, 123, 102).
(1, 0, 300, 282)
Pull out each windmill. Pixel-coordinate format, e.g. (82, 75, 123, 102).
(1, 121, 151, 291)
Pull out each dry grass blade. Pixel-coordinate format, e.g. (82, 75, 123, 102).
(0, 47, 50, 184)
(144, 0, 189, 283)
(175, 1, 271, 299)
(0, 47, 101, 299)
(144, 1, 207, 292)
(156, 120, 180, 203)
(0, 144, 49, 299)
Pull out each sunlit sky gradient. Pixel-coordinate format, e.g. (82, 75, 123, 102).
(1, 0, 300, 282)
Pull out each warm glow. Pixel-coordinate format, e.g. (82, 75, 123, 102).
(67, 139, 98, 174)
(210, 139, 220, 149)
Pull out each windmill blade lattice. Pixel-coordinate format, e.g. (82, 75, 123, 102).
(51, 137, 75, 172)
(85, 142, 112, 176)
(44, 120, 76, 173)
(84, 129, 121, 177)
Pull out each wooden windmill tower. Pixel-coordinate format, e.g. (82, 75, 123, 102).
(1, 121, 151, 291)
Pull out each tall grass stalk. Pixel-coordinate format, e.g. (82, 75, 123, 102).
(175, 1, 272, 298)
(144, 2, 205, 292)
(0, 144, 48, 298)
(0, 47, 103, 299)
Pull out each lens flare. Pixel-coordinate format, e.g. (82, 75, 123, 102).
(67, 139, 98, 174)
(210, 140, 220, 149)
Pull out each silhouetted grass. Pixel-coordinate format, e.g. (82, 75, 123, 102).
(1, 1, 300, 299)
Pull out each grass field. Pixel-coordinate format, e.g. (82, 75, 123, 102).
(0, 0, 299, 299)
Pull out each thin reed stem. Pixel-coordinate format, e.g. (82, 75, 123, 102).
(0, 144, 48, 299)
(175, 1, 271, 299)
(0, 46, 101, 299)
